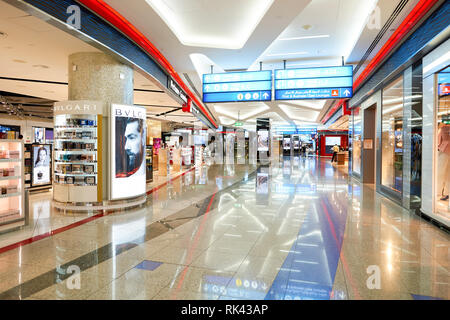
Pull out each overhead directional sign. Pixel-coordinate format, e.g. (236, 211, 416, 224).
(203, 70, 272, 103)
(274, 66, 353, 100)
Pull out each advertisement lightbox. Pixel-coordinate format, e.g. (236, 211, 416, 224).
(31, 144, 52, 187)
(257, 131, 269, 152)
(110, 104, 147, 200)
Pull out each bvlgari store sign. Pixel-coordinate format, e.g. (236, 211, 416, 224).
(54, 100, 104, 115)
(168, 78, 188, 104)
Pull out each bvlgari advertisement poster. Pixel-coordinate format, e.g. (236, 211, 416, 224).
(111, 104, 147, 200)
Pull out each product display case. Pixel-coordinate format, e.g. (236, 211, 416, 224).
(0, 140, 25, 233)
(53, 114, 100, 203)
(181, 147, 192, 166)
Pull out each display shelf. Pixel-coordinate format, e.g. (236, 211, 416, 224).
(0, 158, 21, 163)
(53, 113, 99, 203)
(54, 149, 97, 152)
(0, 176, 20, 181)
(0, 139, 24, 233)
(53, 138, 97, 142)
(54, 183, 96, 187)
(54, 160, 97, 164)
(54, 126, 97, 129)
(0, 192, 21, 199)
(55, 173, 97, 177)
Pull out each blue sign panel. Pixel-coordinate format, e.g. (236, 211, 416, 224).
(204, 81, 271, 93)
(275, 66, 353, 100)
(276, 88, 352, 100)
(438, 71, 450, 97)
(275, 66, 353, 79)
(203, 70, 272, 84)
(203, 90, 272, 103)
(275, 77, 353, 90)
(438, 72, 450, 84)
(202, 70, 272, 103)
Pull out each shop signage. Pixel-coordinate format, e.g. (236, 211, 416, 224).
(168, 78, 188, 104)
(202, 70, 272, 103)
(438, 72, 450, 97)
(274, 66, 353, 100)
(54, 100, 103, 115)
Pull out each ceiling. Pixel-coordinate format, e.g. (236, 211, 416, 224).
(104, 0, 420, 130)
(0, 0, 199, 126)
(0, 0, 423, 130)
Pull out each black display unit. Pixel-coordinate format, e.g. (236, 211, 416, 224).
(25, 143, 53, 189)
(146, 145, 153, 182)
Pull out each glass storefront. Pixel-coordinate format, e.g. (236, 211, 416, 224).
(381, 76, 403, 193)
(352, 107, 361, 175)
(435, 65, 450, 219)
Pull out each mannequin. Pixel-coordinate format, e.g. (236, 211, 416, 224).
(437, 122, 450, 202)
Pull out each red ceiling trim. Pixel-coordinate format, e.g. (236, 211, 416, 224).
(76, 0, 218, 129)
(321, 99, 348, 124)
(353, 0, 439, 91)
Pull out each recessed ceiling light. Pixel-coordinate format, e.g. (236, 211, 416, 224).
(301, 25, 313, 31)
(279, 35, 329, 41)
(13, 59, 27, 63)
(267, 51, 308, 57)
(33, 64, 50, 69)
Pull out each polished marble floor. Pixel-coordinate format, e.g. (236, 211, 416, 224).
(0, 157, 448, 300)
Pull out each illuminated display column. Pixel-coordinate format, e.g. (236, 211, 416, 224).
(68, 52, 134, 202)
(54, 52, 146, 210)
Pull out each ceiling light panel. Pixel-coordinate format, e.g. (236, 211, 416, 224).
(279, 104, 319, 122)
(146, 0, 274, 49)
(278, 34, 330, 41)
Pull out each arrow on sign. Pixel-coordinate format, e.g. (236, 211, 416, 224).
(344, 89, 351, 96)
(263, 92, 269, 99)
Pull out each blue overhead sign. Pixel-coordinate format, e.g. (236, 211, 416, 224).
(275, 66, 353, 100)
(276, 88, 353, 100)
(202, 70, 272, 103)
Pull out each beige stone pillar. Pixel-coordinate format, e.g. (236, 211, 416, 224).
(68, 52, 133, 105)
(67, 52, 134, 201)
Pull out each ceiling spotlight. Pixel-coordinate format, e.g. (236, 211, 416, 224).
(33, 64, 50, 69)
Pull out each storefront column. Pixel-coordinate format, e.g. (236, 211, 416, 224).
(68, 52, 134, 105)
(67, 52, 134, 201)
(402, 66, 413, 209)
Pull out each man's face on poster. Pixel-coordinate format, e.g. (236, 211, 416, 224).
(124, 120, 143, 168)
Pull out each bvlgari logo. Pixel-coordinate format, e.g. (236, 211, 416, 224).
(115, 108, 144, 119)
(54, 104, 97, 112)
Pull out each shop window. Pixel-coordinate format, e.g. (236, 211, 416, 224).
(382, 76, 403, 193)
(352, 107, 362, 175)
(435, 66, 450, 217)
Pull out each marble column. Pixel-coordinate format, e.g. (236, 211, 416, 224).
(67, 52, 134, 201)
(68, 52, 133, 105)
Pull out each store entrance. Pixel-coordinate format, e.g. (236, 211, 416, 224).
(362, 104, 376, 184)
